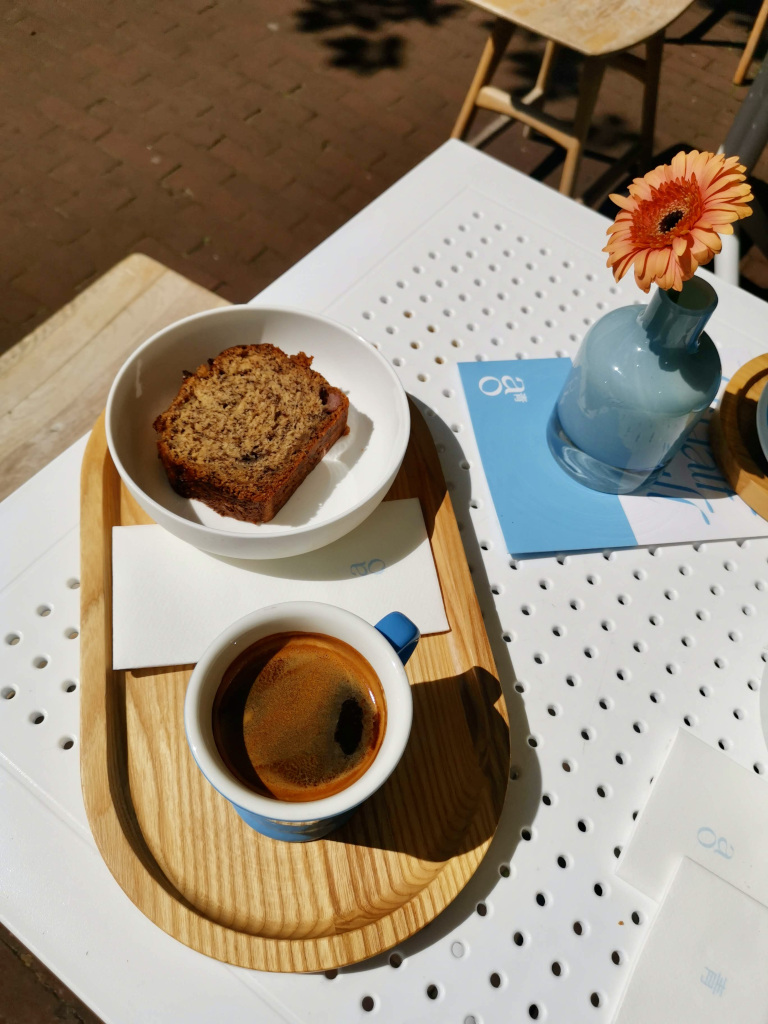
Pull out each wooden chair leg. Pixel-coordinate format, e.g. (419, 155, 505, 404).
(521, 39, 559, 138)
(640, 31, 664, 170)
(734, 0, 768, 85)
(524, 40, 560, 105)
(559, 56, 606, 197)
(451, 19, 515, 141)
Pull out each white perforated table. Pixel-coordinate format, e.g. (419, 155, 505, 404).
(3, 140, 768, 1024)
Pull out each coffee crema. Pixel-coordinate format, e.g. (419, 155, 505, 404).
(211, 631, 387, 802)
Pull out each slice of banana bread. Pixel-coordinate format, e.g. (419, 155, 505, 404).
(153, 343, 349, 524)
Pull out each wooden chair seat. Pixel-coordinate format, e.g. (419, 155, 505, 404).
(452, 0, 695, 197)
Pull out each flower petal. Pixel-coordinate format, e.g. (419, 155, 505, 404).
(696, 152, 727, 192)
(702, 209, 742, 225)
(671, 261, 684, 291)
(614, 253, 637, 280)
(656, 250, 673, 290)
(677, 246, 696, 279)
(671, 151, 688, 179)
(634, 264, 653, 293)
(630, 179, 653, 202)
(672, 235, 688, 256)
(609, 193, 636, 212)
(705, 182, 751, 201)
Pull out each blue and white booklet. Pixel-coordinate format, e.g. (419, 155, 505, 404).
(458, 358, 768, 557)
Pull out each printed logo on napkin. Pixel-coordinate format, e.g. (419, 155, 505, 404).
(459, 358, 768, 557)
(617, 729, 768, 905)
(613, 858, 768, 1024)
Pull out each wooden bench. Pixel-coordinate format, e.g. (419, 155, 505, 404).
(0, 255, 228, 502)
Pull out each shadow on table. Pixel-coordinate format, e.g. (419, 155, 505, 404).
(338, 398, 542, 971)
(331, 667, 511, 859)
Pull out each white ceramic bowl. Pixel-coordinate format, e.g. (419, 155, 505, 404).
(105, 306, 410, 559)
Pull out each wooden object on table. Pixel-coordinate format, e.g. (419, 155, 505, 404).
(733, 0, 768, 86)
(451, 0, 693, 196)
(0, 254, 227, 502)
(710, 353, 768, 520)
(80, 403, 510, 971)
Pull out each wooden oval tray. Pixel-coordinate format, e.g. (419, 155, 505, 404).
(79, 403, 510, 972)
(710, 353, 768, 521)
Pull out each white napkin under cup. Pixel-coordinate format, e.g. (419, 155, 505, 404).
(112, 497, 449, 670)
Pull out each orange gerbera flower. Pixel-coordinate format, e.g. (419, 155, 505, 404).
(603, 150, 753, 292)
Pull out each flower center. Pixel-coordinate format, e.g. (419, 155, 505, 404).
(631, 178, 703, 248)
(658, 210, 684, 233)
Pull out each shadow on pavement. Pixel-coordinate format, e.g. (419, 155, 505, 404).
(294, 0, 462, 73)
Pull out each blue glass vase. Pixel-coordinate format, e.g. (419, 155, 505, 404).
(547, 276, 721, 494)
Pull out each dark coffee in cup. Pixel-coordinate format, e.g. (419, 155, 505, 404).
(211, 631, 387, 802)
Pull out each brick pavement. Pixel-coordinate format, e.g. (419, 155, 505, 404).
(2, 0, 767, 1019)
(0, 0, 767, 363)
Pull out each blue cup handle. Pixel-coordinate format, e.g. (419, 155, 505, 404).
(375, 612, 420, 666)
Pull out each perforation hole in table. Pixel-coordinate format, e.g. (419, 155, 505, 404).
(0, 535, 86, 823)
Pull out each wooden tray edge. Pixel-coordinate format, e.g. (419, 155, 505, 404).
(710, 354, 768, 521)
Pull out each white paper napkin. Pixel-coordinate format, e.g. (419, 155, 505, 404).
(614, 858, 768, 1024)
(112, 498, 449, 670)
(617, 729, 768, 904)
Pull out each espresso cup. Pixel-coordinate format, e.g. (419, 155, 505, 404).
(184, 601, 419, 842)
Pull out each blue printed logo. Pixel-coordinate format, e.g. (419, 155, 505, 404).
(701, 967, 726, 996)
(697, 825, 734, 859)
(478, 375, 527, 402)
(350, 559, 386, 577)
